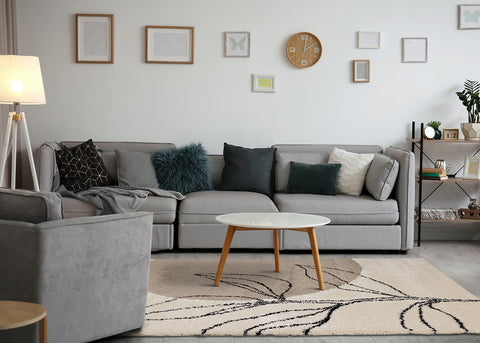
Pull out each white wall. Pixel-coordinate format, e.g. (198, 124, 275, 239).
(13, 0, 480, 238)
(15, 0, 480, 154)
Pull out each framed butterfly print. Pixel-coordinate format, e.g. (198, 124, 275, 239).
(459, 5, 480, 29)
(224, 32, 250, 57)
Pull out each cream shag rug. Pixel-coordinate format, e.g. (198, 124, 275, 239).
(127, 258, 480, 336)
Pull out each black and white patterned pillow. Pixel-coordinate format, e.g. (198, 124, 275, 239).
(55, 139, 112, 192)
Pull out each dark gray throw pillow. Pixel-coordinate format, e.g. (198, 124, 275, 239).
(220, 143, 276, 197)
(151, 143, 212, 194)
(286, 161, 341, 195)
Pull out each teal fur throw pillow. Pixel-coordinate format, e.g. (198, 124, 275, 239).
(151, 143, 212, 194)
(286, 161, 341, 195)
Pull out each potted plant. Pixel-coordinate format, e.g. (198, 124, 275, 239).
(427, 120, 442, 140)
(456, 79, 480, 140)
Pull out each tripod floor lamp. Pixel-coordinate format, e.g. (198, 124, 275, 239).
(0, 55, 46, 191)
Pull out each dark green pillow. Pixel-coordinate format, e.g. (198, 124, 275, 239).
(286, 162, 341, 195)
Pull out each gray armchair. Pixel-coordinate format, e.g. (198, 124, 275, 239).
(0, 188, 153, 343)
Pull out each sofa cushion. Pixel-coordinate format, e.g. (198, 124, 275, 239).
(137, 196, 176, 224)
(328, 148, 374, 196)
(0, 188, 62, 223)
(151, 143, 212, 194)
(275, 151, 329, 192)
(220, 143, 276, 197)
(274, 193, 398, 225)
(179, 190, 278, 224)
(55, 139, 112, 192)
(62, 197, 95, 219)
(286, 162, 341, 195)
(117, 150, 159, 188)
(365, 154, 399, 201)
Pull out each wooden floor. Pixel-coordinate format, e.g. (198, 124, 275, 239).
(97, 241, 480, 343)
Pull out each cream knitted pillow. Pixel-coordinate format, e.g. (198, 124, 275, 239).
(328, 148, 375, 196)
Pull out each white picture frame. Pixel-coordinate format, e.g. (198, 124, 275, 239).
(353, 60, 370, 83)
(357, 31, 381, 49)
(252, 74, 275, 93)
(145, 26, 194, 64)
(224, 32, 250, 57)
(402, 37, 428, 63)
(458, 4, 480, 29)
(463, 156, 480, 179)
(76, 14, 114, 63)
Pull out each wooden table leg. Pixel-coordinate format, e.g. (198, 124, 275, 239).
(307, 227, 324, 289)
(273, 230, 280, 272)
(214, 226, 236, 286)
(39, 315, 48, 343)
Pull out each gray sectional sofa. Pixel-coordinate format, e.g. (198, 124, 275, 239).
(35, 142, 415, 252)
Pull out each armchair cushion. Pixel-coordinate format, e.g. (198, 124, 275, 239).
(0, 188, 62, 223)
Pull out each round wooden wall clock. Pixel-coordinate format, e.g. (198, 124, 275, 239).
(286, 32, 322, 68)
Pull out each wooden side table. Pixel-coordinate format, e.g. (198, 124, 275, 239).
(0, 301, 47, 343)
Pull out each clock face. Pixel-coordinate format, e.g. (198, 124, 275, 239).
(286, 32, 322, 68)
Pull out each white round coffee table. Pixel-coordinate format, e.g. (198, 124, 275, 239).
(214, 212, 331, 289)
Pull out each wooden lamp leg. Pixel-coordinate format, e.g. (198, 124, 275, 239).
(19, 113, 40, 191)
(0, 113, 13, 188)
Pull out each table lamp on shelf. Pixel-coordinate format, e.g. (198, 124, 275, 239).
(0, 55, 46, 191)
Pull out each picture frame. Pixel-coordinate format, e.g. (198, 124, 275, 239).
(252, 74, 275, 93)
(224, 32, 250, 57)
(76, 14, 114, 63)
(458, 5, 480, 29)
(145, 26, 194, 64)
(402, 38, 428, 63)
(443, 128, 459, 140)
(357, 31, 381, 49)
(353, 60, 370, 83)
(463, 156, 480, 179)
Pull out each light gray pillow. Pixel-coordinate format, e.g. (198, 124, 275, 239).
(365, 154, 399, 201)
(116, 149, 159, 188)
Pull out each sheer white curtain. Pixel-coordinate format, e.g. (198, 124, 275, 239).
(0, 0, 17, 186)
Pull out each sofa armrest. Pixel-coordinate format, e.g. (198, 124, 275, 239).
(34, 142, 58, 192)
(0, 212, 153, 343)
(384, 146, 415, 250)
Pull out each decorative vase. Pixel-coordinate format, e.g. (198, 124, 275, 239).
(461, 123, 480, 141)
(434, 128, 442, 140)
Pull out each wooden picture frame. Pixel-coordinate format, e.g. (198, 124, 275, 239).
(224, 32, 250, 57)
(252, 74, 276, 93)
(353, 60, 370, 83)
(464, 156, 480, 179)
(458, 4, 480, 29)
(145, 26, 194, 64)
(357, 32, 381, 49)
(76, 14, 114, 63)
(443, 128, 459, 140)
(402, 38, 428, 63)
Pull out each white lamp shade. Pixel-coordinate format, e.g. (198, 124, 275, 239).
(0, 55, 46, 105)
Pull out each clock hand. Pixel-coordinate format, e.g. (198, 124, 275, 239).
(303, 43, 317, 52)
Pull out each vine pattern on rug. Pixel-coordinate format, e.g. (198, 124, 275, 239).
(145, 264, 480, 335)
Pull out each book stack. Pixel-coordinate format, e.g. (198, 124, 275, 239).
(419, 167, 447, 180)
